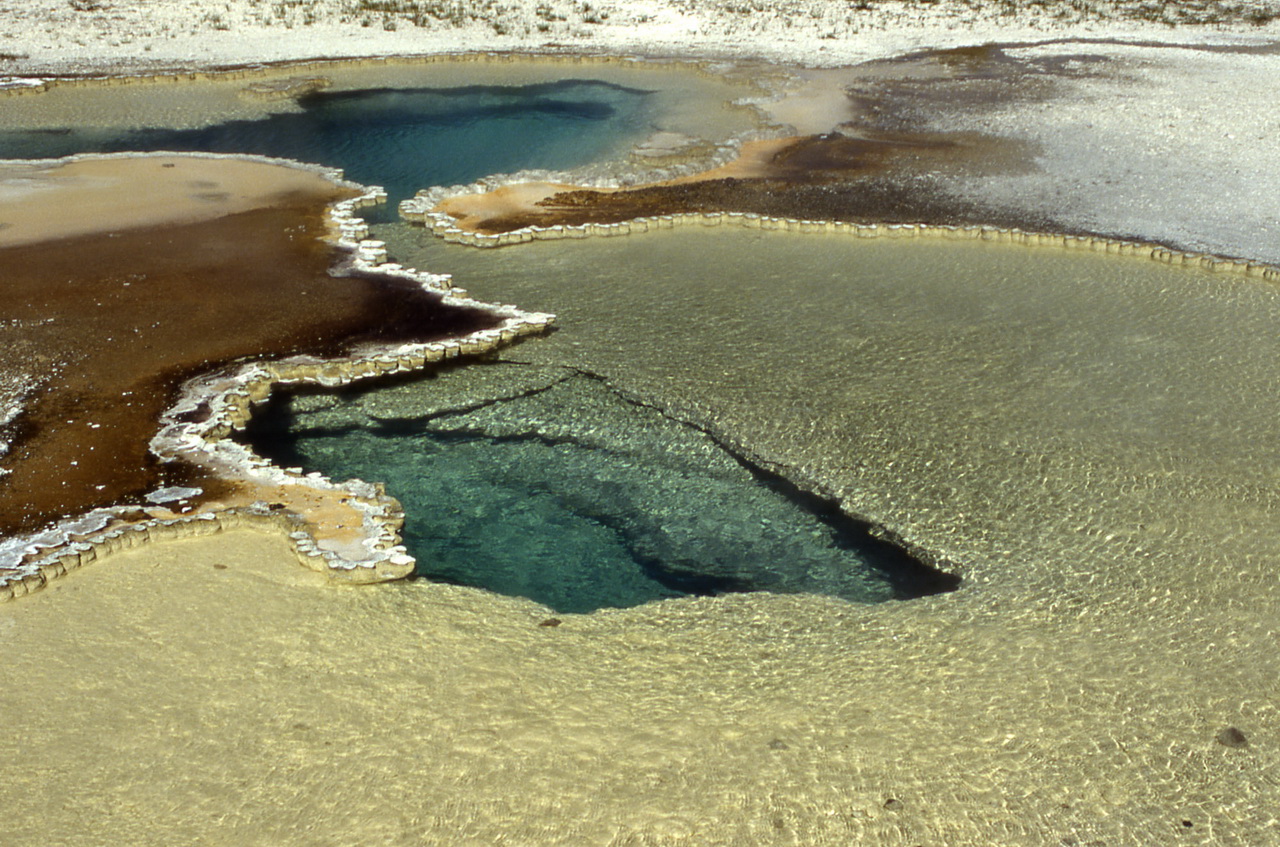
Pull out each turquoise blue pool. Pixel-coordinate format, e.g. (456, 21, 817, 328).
(247, 365, 955, 612)
(0, 79, 656, 214)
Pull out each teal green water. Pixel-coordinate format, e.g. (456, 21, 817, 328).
(369, 224, 1280, 605)
(249, 365, 950, 612)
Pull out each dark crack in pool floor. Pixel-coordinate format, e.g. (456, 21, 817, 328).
(245, 362, 959, 613)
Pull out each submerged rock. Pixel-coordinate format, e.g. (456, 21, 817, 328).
(1216, 727, 1249, 749)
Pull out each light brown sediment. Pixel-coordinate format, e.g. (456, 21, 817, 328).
(0, 153, 356, 247)
(0, 50, 773, 120)
(661, 136, 805, 181)
(237, 75, 332, 101)
(402, 124, 1046, 236)
(432, 136, 802, 233)
(437, 180, 586, 234)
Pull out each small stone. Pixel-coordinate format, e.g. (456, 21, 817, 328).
(883, 798, 903, 811)
(538, 618, 562, 628)
(1216, 726, 1249, 748)
(767, 738, 789, 750)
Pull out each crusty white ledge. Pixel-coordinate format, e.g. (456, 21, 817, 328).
(0, 157, 556, 602)
(405, 194, 1280, 281)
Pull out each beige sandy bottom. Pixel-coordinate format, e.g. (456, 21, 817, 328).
(0, 154, 345, 247)
(0, 520, 1274, 846)
(6, 227, 1278, 846)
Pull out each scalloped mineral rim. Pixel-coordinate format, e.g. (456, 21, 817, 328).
(0, 159, 555, 602)
(4, 50, 1276, 601)
(9, 182, 1276, 601)
(0, 52, 773, 189)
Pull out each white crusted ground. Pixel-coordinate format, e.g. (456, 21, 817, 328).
(919, 41, 1280, 264)
(0, 0, 1277, 74)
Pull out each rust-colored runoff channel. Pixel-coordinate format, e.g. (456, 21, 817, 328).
(0, 193, 497, 537)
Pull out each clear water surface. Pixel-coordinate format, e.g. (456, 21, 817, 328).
(248, 365, 955, 613)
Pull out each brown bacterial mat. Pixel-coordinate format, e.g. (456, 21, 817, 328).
(0, 194, 498, 537)
(465, 130, 1046, 235)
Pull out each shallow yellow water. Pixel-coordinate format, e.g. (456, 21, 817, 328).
(3, 518, 1271, 846)
(3, 226, 1279, 845)
(385, 227, 1280, 591)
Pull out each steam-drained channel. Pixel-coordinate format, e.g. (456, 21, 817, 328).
(246, 363, 958, 612)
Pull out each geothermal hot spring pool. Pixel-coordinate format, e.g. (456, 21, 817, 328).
(7, 53, 1280, 846)
(0, 69, 955, 611)
(0, 78, 657, 218)
(4, 60, 1280, 619)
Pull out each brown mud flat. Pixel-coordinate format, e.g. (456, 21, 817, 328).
(427, 42, 1094, 238)
(444, 130, 1047, 236)
(0, 194, 498, 538)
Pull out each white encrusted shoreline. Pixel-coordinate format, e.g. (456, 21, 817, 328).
(0, 153, 555, 602)
(0, 50, 784, 195)
(0, 51, 772, 602)
(405, 178, 1280, 280)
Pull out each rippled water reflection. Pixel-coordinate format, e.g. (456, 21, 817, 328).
(249, 364, 955, 611)
(375, 224, 1280, 594)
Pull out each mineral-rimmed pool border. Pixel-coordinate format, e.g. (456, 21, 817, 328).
(10, 201, 1275, 604)
(0, 154, 555, 602)
(0, 51, 784, 219)
(403, 184, 1280, 281)
(0, 48, 790, 603)
(7, 53, 1278, 602)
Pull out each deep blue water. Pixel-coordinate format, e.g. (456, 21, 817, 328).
(0, 80, 655, 217)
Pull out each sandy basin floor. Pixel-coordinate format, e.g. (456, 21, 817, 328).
(3, 43, 1280, 846)
(0, 155, 354, 248)
(1, 505, 1276, 845)
(6, 233, 1280, 846)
